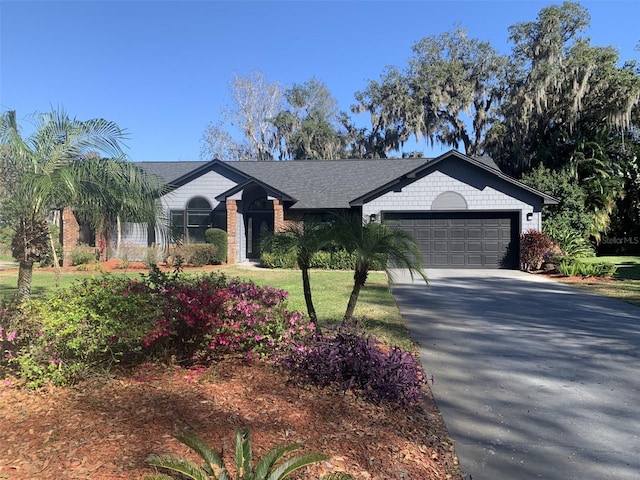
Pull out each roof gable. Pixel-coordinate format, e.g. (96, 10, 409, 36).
(351, 150, 558, 206)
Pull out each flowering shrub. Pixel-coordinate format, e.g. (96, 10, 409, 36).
(280, 328, 425, 409)
(9, 268, 314, 386)
(520, 229, 555, 271)
(143, 275, 314, 363)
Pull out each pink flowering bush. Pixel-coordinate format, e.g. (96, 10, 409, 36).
(9, 267, 315, 386)
(142, 270, 314, 364)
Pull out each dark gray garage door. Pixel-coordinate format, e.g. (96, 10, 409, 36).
(384, 211, 520, 268)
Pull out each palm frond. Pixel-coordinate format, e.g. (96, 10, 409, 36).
(146, 453, 211, 480)
(175, 431, 227, 474)
(253, 443, 301, 480)
(234, 428, 254, 479)
(266, 452, 330, 480)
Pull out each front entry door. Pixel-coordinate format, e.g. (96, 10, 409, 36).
(245, 212, 273, 259)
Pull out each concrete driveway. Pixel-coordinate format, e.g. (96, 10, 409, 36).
(391, 269, 640, 480)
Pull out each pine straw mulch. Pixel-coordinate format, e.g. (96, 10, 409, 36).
(0, 357, 462, 480)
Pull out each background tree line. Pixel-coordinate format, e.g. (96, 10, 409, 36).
(201, 1, 640, 248)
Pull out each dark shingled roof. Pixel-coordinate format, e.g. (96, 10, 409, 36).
(136, 161, 208, 184)
(136, 151, 556, 209)
(137, 158, 430, 209)
(230, 158, 428, 209)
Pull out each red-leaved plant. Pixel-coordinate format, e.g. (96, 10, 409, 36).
(520, 229, 555, 271)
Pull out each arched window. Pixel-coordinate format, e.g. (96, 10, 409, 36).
(170, 196, 212, 243)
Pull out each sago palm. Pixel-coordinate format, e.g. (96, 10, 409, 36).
(145, 429, 329, 480)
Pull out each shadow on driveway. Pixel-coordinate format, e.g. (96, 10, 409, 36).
(392, 269, 640, 480)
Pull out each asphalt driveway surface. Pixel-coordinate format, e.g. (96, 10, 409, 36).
(391, 269, 640, 480)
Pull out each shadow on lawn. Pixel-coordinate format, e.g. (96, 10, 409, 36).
(614, 263, 640, 280)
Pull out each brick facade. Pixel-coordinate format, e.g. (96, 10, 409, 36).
(226, 199, 238, 264)
(273, 199, 285, 233)
(61, 207, 80, 267)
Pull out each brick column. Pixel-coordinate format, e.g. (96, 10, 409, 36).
(226, 199, 238, 264)
(61, 207, 80, 266)
(273, 199, 285, 233)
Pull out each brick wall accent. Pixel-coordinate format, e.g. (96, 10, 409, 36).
(226, 200, 238, 264)
(61, 207, 80, 267)
(273, 199, 285, 233)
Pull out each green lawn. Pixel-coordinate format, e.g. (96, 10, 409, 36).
(0, 265, 417, 350)
(561, 256, 640, 307)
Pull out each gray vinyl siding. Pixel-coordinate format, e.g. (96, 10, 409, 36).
(363, 169, 542, 234)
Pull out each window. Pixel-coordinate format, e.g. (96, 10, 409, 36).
(170, 197, 213, 243)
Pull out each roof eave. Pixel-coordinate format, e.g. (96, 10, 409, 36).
(215, 178, 296, 203)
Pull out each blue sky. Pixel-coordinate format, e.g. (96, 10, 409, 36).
(1, 0, 638, 161)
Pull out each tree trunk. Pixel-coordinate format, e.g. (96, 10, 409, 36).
(344, 281, 363, 321)
(115, 216, 122, 258)
(48, 228, 61, 281)
(301, 267, 318, 327)
(16, 260, 34, 302)
(344, 268, 368, 321)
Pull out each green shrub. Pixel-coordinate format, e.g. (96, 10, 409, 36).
(145, 429, 329, 480)
(557, 259, 618, 278)
(70, 244, 97, 266)
(262, 245, 387, 272)
(9, 268, 314, 386)
(521, 165, 593, 238)
(325, 248, 356, 270)
(520, 229, 554, 271)
(261, 250, 297, 269)
(12, 275, 162, 386)
(545, 225, 595, 258)
(205, 228, 227, 264)
(188, 244, 219, 267)
(168, 244, 221, 267)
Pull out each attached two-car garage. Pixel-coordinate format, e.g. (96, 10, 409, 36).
(384, 211, 520, 269)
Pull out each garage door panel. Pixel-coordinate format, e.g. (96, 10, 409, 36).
(433, 254, 450, 266)
(433, 241, 449, 253)
(467, 255, 483, 266)
(467, 241, 482, 252)
(450, 241, 466, 253)
(484, 228, 499, 239)
(416, 229, 431, 240)
(385, 211, 519, 269)
(433, 229, 448, 239)
(449, 254, 467, 266)
(483, 241, 501, 252)
(467, 229, 482, 239)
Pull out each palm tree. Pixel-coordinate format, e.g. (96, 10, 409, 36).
(0, 109, 132, 301)
(331, 214, 428, 321)
(72, 156, 168, 259)
(265, 221, 332, 325)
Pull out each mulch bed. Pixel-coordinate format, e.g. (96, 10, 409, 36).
(0, 358, 462, 479)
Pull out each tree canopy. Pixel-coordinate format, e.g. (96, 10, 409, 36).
(199, 1, 640, 242)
